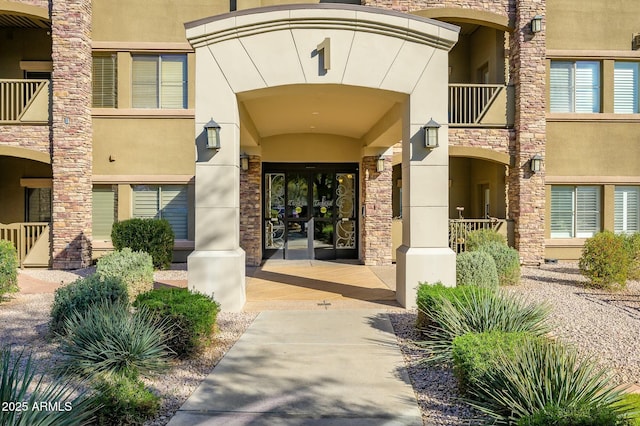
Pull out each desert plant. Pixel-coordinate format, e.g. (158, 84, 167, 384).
(0, 240, 18, 296)
(415, 282, 485, 330)
(96, 248, 154, 301)
(0, 346, 98, 426)
(93, 374, 160, 426)
(579, 231, 629, 290)
(478, 242, 521, 286)
(466, 228, 507, 252)
(456, 251, 499, 288)
(111, 218, 174, 269)
(134, 288, 220, 358)
(622, 233, 640, 281)
(516, 404, 631, 426)
(467, 339, 635, 425)
(417, 288, 550, 364)
(57, 301, 172, 381)
(50, 274, 128, 335)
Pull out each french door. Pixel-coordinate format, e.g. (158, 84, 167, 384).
(263, 163, 358, 260)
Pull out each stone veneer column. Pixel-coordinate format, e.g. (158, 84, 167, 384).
(50, 0, 93, 269)
(240, 156, 261, 266)
(361, 156, 392, 266)
(508, 0, 546, 265)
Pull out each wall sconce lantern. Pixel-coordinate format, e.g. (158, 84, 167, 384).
(240, 153, 249, 171)
(530, 154, 543, 173)
(376, 156, 385, 172)
(204, 118, 221, 150)
(531, 15, 543, 34)
(422, 118, 440, 149)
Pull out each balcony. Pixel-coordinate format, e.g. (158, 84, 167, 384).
(0, 222, 50, 267)
(0, 79, 50, 124)
(448, 84, 514, 128)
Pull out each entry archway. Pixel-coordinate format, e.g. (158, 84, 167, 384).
(186, 4, 460, 310)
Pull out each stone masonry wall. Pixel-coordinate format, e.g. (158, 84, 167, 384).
(364, 0, 510, 17)
(240, 156, 262, 266)
(361, 156, 392, 266)
(449, 128, 513, 154)
(50, 0, 93, 269)
(0, 127, 50, 154)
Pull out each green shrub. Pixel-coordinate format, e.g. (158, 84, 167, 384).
(96, 248, 154, 301)
(0, 240, 18, 296)
(135, 288, 220, 358)
(0, 346, 98, 426)
(618, 393, 640, 425)
(58, 301, 172, 381)
(478, 242, 521, 286)
(452, 331, 538, 395)
(579, 231, 629, 290)
(417, 288, 550, 364)
(517, 404, 631, 426)
(466, 228, 507, 252)
(467, 339, 634, 424)
(111, 218, 174, 269)
(622, 233, 640, 281)
(415, 282, 484, 329)
(93, 374, 160, 426)
(456, 251, 499, 288)
(50, 274, 128, 335)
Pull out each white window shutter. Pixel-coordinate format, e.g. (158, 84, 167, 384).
(93, 187, 115, 239)
(550, 62, 572, 113)
(575, 62, 600, 113)
(160, 185, 188, 239)
(132, 56, 159, 108)
(576, 186, 600, 238)
(133, 186, 160, 219)
(614, 62, 638, 114)
(551, 186, 574, 238)
(160, 56, 187, 109)
(615, 186, 640, 234)
(92, 55, 116, 108)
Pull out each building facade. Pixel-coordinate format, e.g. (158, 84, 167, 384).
(1, 0, 639, 309)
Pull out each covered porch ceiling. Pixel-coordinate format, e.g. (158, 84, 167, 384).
(238, 84, 407, 148)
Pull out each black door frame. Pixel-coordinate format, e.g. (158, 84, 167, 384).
(262, 162, 359, 261)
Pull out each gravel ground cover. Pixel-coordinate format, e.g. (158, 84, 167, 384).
(2, 262, 640, 425)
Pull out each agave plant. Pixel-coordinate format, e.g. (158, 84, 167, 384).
(0, 346, 98, 426)
(57, 301, 173, 381)
(467, 339, 637, 425)
(417, 288, 551, 364)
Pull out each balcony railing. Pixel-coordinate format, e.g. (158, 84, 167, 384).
(0, 222, 50, 267)
(449, 218, 506, 253)
(0, 79, 50, 124)
(449, 84, 514, 128)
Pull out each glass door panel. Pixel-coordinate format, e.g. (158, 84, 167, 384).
(336, 173, 356, 219)
(287, 173, 308, 219)
(336, 219, 356, 249)
(313, 173, 334, 218)
(286, 221, 309, 260)
(264, 173, 285, 250)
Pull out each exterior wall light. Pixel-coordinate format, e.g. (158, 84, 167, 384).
(531, 15, 543, 34)
(422, 118, 440, 149)
(530, 154, 543, 173)
(240, 153, 249, 171)
(376, 156, 385, 172)
(204, 118, 221, 150)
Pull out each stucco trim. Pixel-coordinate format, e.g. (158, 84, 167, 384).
(546, 176, 640, 184)
(92, 175, 195, 184)
(547, 49, 640, 60)
(448, 146, 511, 165)
(546, 113, 640, 123)
(92, 108, 195, 118)
(0, 0, 49, 22)
(412, 8, 511, 32)
(0, 146, 50, 164)
(92, 41, 194, 52)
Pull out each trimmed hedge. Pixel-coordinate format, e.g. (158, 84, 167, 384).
(94, 375, 160, 426)
(478, 242, 521, 286)
(415, 282, 483, 329)
(0, 240, 18, 296)
(96, 248, 154, 301)
(50, 274, 128, 335)
(111, 218, 174, 270)
(579, 231, 629, 290)
(134, 288, 220, 358)
(466, 228, 507, 252)
(456, 251, 499, 288)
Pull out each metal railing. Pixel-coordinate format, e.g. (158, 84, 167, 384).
(449, 84, 511, 127)
(0, 222, 49, 267)
(0, 79, 49, 123)
(449, 218, 506, 253)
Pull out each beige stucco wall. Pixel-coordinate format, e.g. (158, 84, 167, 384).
(0, 28, 51, 78)
(0, 157, 52, 223)
(449, 157, 506, 218)
(259, 134, 361, 163)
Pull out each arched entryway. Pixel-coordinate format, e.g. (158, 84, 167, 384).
(186, 4, 460, 310)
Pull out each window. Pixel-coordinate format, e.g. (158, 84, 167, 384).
(93, 186, 116, 239)
(26, 188, 51, 222)
(92, 54, 117, 108)
(550, 186, 601, 238)
(614, 62, 639, 113)
(132, 185, 188, 239)
(549, 61, 600, 113)
(615, 186, 639, 234)
(132, 55, 187, 109)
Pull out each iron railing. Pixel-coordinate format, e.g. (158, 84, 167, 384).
(449, 84, 511, 127)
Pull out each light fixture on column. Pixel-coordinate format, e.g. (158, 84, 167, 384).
(531, 15, 543, 34)
(376, 156, 385, 172)
(530, 154, 543, 173)
(240, 153, 249, 171)
(204, 118, 221, 150)
(422, 118, 440, 149)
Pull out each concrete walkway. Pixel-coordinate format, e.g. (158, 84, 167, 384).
(168, 310, 422, 426)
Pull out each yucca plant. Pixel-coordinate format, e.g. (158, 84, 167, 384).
(467, 339, 637, 425)
(57, 301, 173, 381)
(417, 288, 551, 364)
(0, 347, 98, 426)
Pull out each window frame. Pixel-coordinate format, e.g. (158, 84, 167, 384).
(550, 185, 601, 239)
(549, 60, 601, 113)
(615, 186, 640, 235)
(613, 61, 639, 114)
(131, 54, 187, 109)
